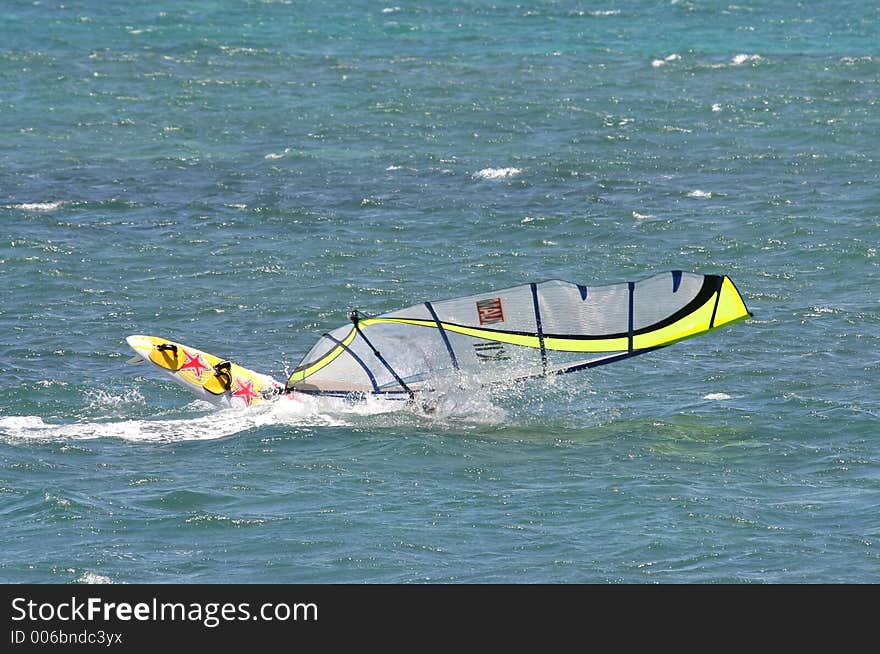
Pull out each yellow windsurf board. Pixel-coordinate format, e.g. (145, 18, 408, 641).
(126, 335, 284, 408)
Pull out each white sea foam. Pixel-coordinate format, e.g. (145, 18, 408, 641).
(632, 211, 656, 220)
(703, 393, 732, 401)
(687, 189, 713, 198)
(22, 404, 313, 443)
(84, 388, 146, 410)
(0, 414, 225, 443)
(417, 378, 508, 425)
(0, 367, 519, 444)
(711, 103, 722, 112)
(37, 379, 69, 387)
(474, 167, 522, 180)
(571, 9, 621, 16)
(75, 571, 116, 584)
(264, 148, 289, 160)
(652, 53, 680, 67)
(11, 201, 66, 212)
(0, 391, 419, 444)
(731, 53, 761, 65)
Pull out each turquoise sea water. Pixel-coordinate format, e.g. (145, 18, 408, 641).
(1, 0, 878, 583)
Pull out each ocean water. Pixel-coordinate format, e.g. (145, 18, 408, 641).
(1, 0, 878, 583)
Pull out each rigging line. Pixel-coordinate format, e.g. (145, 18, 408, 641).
(349, 309, 416, 400)
(292, 388, 412, 399)
(627, 281, 635, 353)
(530, 283, 547, 372)
(425, 301, 459, 370)
(322, 331, 380, 393)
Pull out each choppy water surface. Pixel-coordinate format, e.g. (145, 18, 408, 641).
(1, 1, 878, 583)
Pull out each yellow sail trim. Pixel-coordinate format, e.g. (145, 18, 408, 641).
(714, 276, 751, 328)
(288, 326, 359, 382)
(633, 276, 751, 349)
(542, 334, 630, 352)
(632, 295, 716, 349)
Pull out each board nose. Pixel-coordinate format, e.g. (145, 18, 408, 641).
(126, 334, 153, 354)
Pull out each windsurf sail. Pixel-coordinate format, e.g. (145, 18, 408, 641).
(285, 271, 752, 398)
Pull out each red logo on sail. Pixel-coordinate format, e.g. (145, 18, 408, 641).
(476, 297, 505, 325)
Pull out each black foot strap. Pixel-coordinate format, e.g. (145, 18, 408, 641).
(213, 361, 232, 391)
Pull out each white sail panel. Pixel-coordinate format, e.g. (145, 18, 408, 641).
(286, 271, 752, 397)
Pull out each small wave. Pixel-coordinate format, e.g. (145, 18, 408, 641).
(44, 492, 72, 508)
(75, 571, 116, 584)
(264, 148, 290, 160)
(686, 189, 713, 199)
(9, 201, 67, 212)
(841, 56, 873, 65)
(420, 387, 508, 426)
(474, 167, 522, 180)
(703, 393, 732, 401)
(571, 9, 621, 17)
(83, 388, 146, 411)
(632, 211, 656, 220)
(37, 379, 69, 388)
(651, 53, 681, 67)
(731, 53, 761, 66)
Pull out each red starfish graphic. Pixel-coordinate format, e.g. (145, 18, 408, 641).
(179, 349, 209, 379)
(231, 378, 259, 406)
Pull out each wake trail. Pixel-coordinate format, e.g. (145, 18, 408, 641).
(0, 386, 509, 444)
(0, 396, 353, 444)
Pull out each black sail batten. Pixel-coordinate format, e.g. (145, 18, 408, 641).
(349, 310, 416, 400)
(627, 281, 635, 353)
(708, 275, 724, 329)
(425, 301, 459, 370)
(530, 283, 548, 373)
(322, 331, 380, 393)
